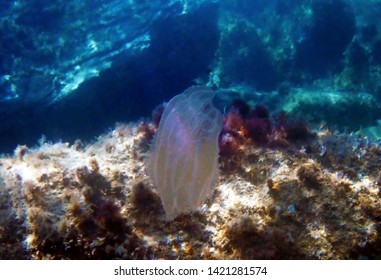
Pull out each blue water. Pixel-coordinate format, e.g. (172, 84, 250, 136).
(1, 0, 381, 153)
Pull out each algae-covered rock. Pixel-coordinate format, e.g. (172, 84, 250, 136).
(1, 121, 381, 259)
(281, 89, 381, 130)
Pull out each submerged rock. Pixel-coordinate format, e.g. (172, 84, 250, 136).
(0, 121, 380, 259)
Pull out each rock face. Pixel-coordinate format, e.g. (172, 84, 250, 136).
(146, 87, 223, 220)
(281, 89, 380, 130)
(1, 121, 381, 260)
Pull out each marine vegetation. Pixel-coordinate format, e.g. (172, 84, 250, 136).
(0, 88, 380, 259)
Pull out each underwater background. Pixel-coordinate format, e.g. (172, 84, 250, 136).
(1, 0, 381, 260)
(1, 0, 381, 152)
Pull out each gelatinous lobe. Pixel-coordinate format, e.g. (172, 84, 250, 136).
(146, 86, 223, 220)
